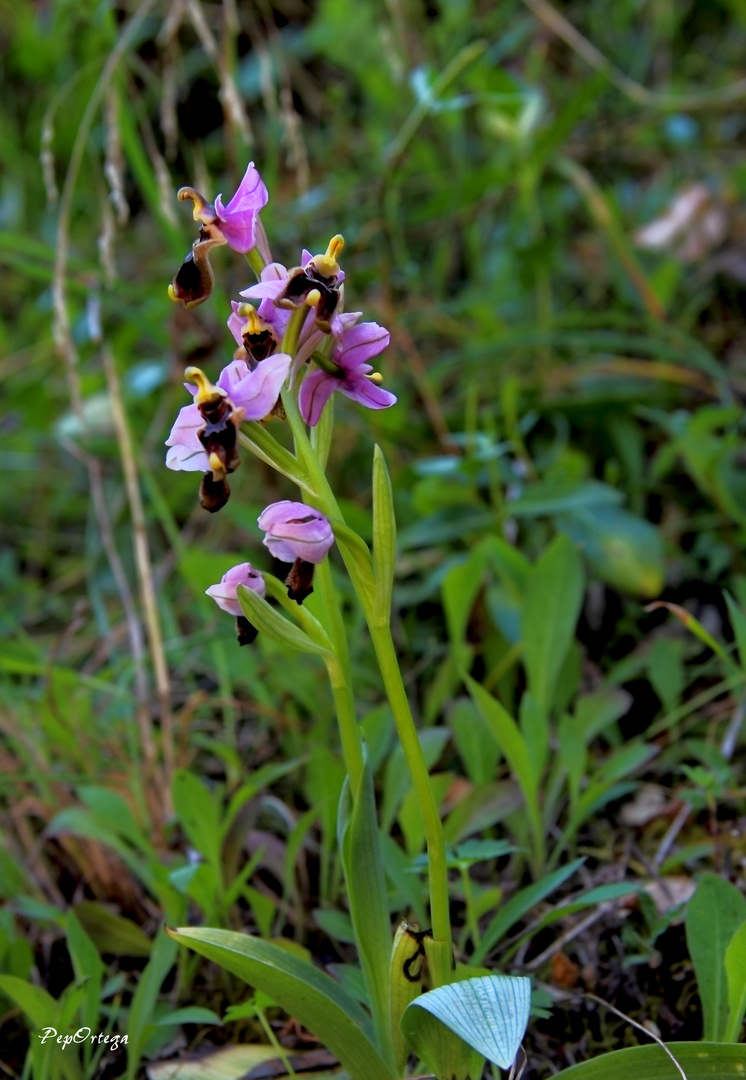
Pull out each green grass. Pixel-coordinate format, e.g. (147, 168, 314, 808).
(3, 0, 746, 1075)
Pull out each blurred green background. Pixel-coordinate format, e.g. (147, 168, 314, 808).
(4, 0, 746, 1075)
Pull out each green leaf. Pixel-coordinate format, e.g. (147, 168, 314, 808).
(558, 505, 664, 597)
(154, 1006, 223, 1027)
(338, 756, 395, 1070)
(509, 480, 622, 517)
(126, 929, 178, 1080)
(65, 910, 103, 1039)
(389, 922, 427, 1073)
(167, 927, 392, 1080)
(172, 770, 222, 871)
(147, 1044, 280, 1080)
(686, 873, 746, 1041)
(465, 676, 543, 869)
(73, 901, 152, 958)
(521, 534, 584, 712)
(239, 424, 313, 493)
(372, 445, 396, 622)
(334, 522, 377, 603)
(403, 974, 531, 1070)
(725, 593, 746, 673)
(554, 1042, 746, 1079)
(472, 858, 585, 965)
(236, 583, 333, 658)
(0, 973, 60, 1029)
(400, 1001, 483, 1080)
(449, 698, 501, 786)
(724, 920, 746, 1041)
(442, 544, 490, 646)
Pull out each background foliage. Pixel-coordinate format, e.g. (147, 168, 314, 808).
(3, 0, 746, 1076)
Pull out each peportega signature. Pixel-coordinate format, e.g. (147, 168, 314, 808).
(39, 1026, 128, 1050)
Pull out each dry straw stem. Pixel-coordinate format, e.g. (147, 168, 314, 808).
(556, 157, 666, 323)
(51, 0, 164, 791)
(522, 0, 746, 112)
(103, 346, 175, 803)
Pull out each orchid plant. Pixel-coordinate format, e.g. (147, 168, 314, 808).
(164, 162, 531, 1080)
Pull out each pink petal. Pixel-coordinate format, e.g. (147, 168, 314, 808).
(165, 403, 209, 472)
(262, 536, 299, 563)
(221, 163, 269, 216)
(258, 500, 310, 531)
(258, 500, 334, 564)
(213, 164, 269, 253)
(230, 352, 291, 419)
(206, 561, 266, 616)
(260, 262, 289, 281)
(217, 358, 252, 398)
(341, 372, 397, 412)
(298, 368, 337, 426)
(240, 278, 287, 302)
(227, 302, 244, 347)
(215, 214, 255, 254)
(336, 321, 390, 369)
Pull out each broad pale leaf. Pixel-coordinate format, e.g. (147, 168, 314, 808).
(167, 927, 391, 1080)
(404, 974, 531, 1070)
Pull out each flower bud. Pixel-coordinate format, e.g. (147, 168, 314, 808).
(257, 502, 334, 565)
(390, 922, 431, 1074)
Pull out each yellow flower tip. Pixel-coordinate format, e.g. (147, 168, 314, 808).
(327, 234, 345, 259)
(305, 288, 322, 309)
(167, 283, 179, 303)
(366, 371, 384, 384)
(208, 451, 227, 480)
(177, 185, 212, 222)
(184, 365, 225, 405)
(241, 306, 268, 336)
(312, 233, 345, 277)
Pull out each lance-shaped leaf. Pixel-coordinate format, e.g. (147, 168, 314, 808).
(372, 445, 396, 623)
(724, 919, 746, 1041)
(167, 928, 392, 1080)
(686, 872, 746, 1040)
(553, 1041, 746, 1079)
(338, 755, 395, 1070)
(237, 583, 333, 658)
(402, 974, 531, 1072)
(239, 425, 315, 495)
(333, 522, 376, 601)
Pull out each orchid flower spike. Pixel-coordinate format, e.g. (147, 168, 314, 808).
(206, 562, 266, 646)
(258, 501, 335, 604)
(165, 354, 292, 511)
(299, 314, 396, 426)
(241, 236, 346, 332)
(169, 163, 269, 307)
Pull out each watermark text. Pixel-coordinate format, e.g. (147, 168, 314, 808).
(38, 1027, 128, 1051)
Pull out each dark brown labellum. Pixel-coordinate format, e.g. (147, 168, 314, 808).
(285, 558, 315, 604)
(235, 615, 258, 646)
(199, 472, 231, 513)
(279, 266, 341, 329)
(244, 328, 276, 364)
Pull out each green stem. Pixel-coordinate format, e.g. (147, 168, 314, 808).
(246, 247, 266, 278)
(365, 620, 453, 987)
(280, 380, 454, 985)
(316, 558, 364, 791)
